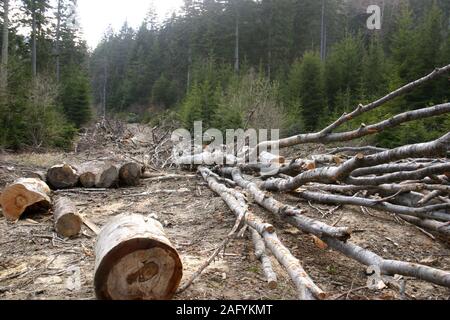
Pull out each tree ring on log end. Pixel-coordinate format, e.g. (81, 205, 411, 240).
(94, 238, 182, 300)
(94, 214, 183, 300)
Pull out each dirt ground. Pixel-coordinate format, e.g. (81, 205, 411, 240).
(0, 125, 449, 300)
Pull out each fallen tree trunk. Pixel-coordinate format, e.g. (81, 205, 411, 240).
(53, 197, 82, 238)
(220, 168, 352, 241)
(246, 65, 450, 157)
(398, 215, 450, 238)
(77, 161, 119, 189)
(0, 178, 51, 221)
(323, 236, 450, 288)
(119, 162, 142, 187)
(347, 163, 450, 186)
(295, 191, 450, 222)
(305, 183, 450, 196)
(199, 167, 325, 300)
(250, 228, 278, 290)
(261, 133, 450, 191)
(47, 164, 79, 189)
(328, 146, 389, 155)
(94, 214, 183, 300)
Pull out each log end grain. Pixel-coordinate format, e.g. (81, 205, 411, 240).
(54, 197, 82, 238)
(119, 163, 142, 187)
(94, 214, 183, 300)
(47, 164, 79, 190)
(0, 178, 51, 221)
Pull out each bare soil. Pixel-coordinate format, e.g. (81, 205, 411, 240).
(0, 125, 449, 301)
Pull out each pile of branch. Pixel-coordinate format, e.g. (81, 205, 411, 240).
(173, 65, 450, 299)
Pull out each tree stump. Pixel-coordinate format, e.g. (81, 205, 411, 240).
(77, 161, 119, 188)
(119, 162, 142, 187)
(53, 197, 82, 238)
(94, 214, 183, 300)
(0, 178, 51, 221)
(47, 164, 79, 189)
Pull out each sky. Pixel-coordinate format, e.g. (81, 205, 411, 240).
(77, 0, 184, 49)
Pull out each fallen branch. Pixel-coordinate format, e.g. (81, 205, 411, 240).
(295, 191, 450, 222)
(199, 167, 325, 300)
(220, 167, 352, 241)
(250, 228, 278, 290)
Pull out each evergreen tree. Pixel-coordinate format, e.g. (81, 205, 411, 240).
(60, 67, 91, 128)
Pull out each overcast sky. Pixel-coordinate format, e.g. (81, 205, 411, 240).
(77, 0, 184, 49)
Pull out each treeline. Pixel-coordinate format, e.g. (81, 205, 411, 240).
(0, 0, 91, 150)
(91, 0, 450, 148)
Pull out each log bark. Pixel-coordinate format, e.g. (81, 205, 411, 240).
(328, 146, 388, 155)
(220, 168, 352, 241)
(199, 167, 325, 300)
(398, 215, 450, 238)
(295, 191, 450, 222)
(94, 214, 183, 300)
(53, 197, 82, 238)
(0, 178, 51, 221)
(250, 228, 277, 289)
(47, 164, 79, 189)
(261, 133, 450, 191)
(77, 161, 119, 188)
(347, 163, 450, 186)
(323, 236, 450, 288)
(119, 162, 142, 187)
(246, 65, 450, 157)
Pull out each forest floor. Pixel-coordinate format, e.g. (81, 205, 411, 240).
(0, 123, 449, 300)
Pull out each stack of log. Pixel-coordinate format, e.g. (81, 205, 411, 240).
(47, 161, 142, 190)
(0, 161, 143, 236)
(173, 64, 450, 299)
(1, 161, 183, 300)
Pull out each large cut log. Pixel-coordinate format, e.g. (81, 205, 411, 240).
(53, 197, 82, 238)
(119, 162, 142, 187)
(94, 214, 183, 300)
(0, 178, 51, 221)
(47, 164, 79, 189)
(77, 162, 119, 188)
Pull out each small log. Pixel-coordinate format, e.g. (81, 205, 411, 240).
(47, 164, 79, 189)
(94, 214, 183, 300)
(53, 197, 82, 238)
(0, 178, 51, 221)
(77, 161, 119, 188)
(119, 162, 142, 187)
(251, 228, 277, 289)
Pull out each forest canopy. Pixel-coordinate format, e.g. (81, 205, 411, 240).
(1, 0, 450, 150)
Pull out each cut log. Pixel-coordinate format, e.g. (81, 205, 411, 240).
(0, 178, 51, 221)
(219, 167, 352, 241)
(94, 214, 183, 300)
(47, 164, 79, 189)
(53, 197, 82, 238)
(250, 228, 278, 289)
(119, 162, 142, 187)
(199, 167, 325, 300)
(77, 162, 118, 188)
